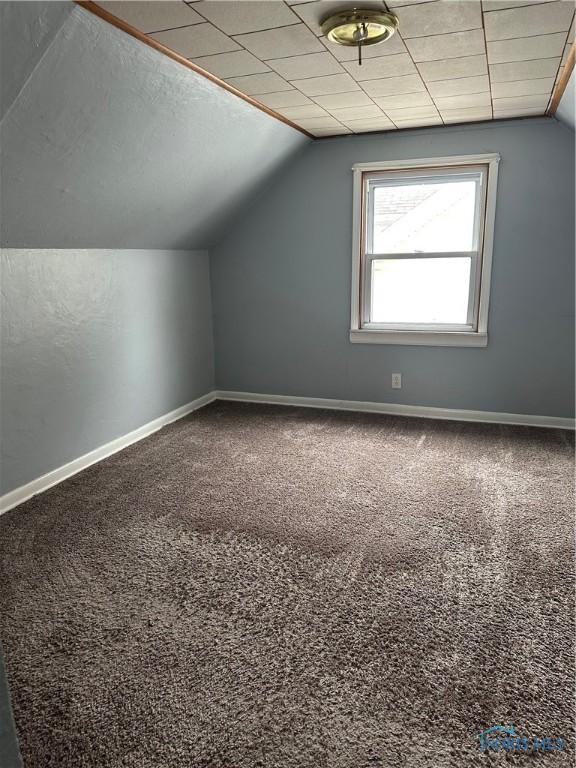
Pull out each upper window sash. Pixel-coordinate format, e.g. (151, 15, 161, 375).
(364, 165, 487, 257)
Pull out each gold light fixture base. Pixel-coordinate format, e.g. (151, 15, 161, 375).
(321, 9, 399, 65)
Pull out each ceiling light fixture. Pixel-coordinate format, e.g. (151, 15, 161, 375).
(321, 8, 399, 66)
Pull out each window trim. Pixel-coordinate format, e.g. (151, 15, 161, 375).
(350, 153, 500, 347)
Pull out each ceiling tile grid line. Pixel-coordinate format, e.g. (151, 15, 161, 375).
(481, 0, 495, 118)
(383, 5, 455, 127)
(94, 0, 575, 136)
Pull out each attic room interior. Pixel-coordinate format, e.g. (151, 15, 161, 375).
(0, 0, 575, 765)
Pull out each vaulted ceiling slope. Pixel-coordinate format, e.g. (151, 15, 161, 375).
(0, 1, 74, 121)
(556, 68, 575, 128)
(94, 0, 575, 136)
(0, 2, 308, 249)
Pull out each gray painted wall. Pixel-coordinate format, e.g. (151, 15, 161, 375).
(212, 117, 575, 419)
(0, 1, 72, 122)
(556, 69, 575, 131)
(1, 4, 308, 249)
(1, 249, 214, 495)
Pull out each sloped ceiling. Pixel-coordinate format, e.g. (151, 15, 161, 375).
(0, 2, 308, 249)
(556, 67, 575, 129)
(0, 1, 73, 121)
(95, 0, 575, 136)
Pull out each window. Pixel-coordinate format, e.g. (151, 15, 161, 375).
(350, 154, 500, 346)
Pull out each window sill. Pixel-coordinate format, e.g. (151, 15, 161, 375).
(349, 329, 488, 347)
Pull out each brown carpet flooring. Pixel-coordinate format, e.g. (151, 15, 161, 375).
(0, 401, 574, 767)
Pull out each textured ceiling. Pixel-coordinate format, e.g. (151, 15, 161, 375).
(96, 0, 575, 136)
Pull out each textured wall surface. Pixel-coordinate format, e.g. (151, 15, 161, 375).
(212, 117, 575, 418)
(1, 5, 308, 249)
(556, 70, 575, 132)
(0, 250, 214, 495)
(0, 1, 72, 122)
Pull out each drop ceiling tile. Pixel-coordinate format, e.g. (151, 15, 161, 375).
(234, 23, 325, 59)
(491, 77, 555, 98)
(428, 75, 490, 98)
(492, 93, 550, 109)
(313, 91, 374, 108)
(344, 117, 396, 132)
(406, 29, 486, 62)
(385, 105, 440, 120)
(225, 72, 292, 95)
(493, 105, 545, 117)
(193, 1, 298, 34)
(293, 0, 388, 36)
(439, 104, 492, 116)
(291, 73, 360, 96)
(312, 127, 352, 136)
(267, 52, 344, 80)
(387, 0, 437, 6)
(192, 50, 269, 78)
(276, 104, 330, 119)
(325, 33, 407, 59)
(569, 16, 575, 42)
(151, 22, 240, 57)
(490, 57, 561, 82)
(484, 1, 574, 41)
(434, 91, 492, 109)
(482, 0, 556, 10)
(372, 91, 434, 109)
(297, 116, 346, 129)
(342, 53, 416, 81)
(487, 32, 567, 63)
(418, 54, 488, 82)
(257, 90, 313, 108)
(440, 106, 493, 121)
(98, 2, 203, 33)
(443, 111, 491, 123)
(393, 116, 443, 128)
(394, 1, 482, 39)
(328, 104, 385, 121)
(362, 73, 426, 97)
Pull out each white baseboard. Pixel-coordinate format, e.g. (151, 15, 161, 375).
(215, 390, 575, 430)
(0, 392, 216, 516)
(2, 389, 572, 516)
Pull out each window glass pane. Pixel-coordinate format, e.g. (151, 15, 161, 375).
(371, 257, 471, 325)
(371, 176, 479, 254)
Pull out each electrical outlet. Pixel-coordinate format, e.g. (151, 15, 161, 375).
(392, 373, 402, 389)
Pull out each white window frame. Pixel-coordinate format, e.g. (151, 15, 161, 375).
(350, 153, 500, 347)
